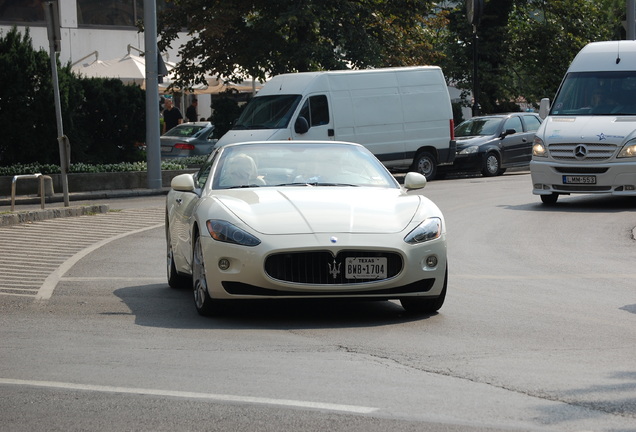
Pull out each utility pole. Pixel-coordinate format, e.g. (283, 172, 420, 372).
(42, 1, 70, 206)
(467, 0, 483, 117)
(144, 0, 162, 190)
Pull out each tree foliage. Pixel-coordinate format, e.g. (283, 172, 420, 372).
(157, 0, 444, 90)
(439, 0, 621, 113)
(0, 27, 146, 166)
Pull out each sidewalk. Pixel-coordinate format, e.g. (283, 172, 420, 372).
(0, 188, 169, 227)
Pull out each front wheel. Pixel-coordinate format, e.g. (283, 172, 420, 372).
(400, 266, 447, 314)
(412, 151, 437, 181)
(166, 220, 191, 289)
(540, 193, 559, 205)
(481, 152, 501, 177)
(192, 234, 222, 316)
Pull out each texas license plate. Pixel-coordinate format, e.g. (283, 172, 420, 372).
(562, 175, 596, 184)
(345, 257, 387, 279)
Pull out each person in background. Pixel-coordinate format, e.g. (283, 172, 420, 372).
(186, 98, 198, 123)
(163, 99, 183, 133)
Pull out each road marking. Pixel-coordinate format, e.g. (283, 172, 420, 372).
(0, 378, 377, 414)
(36, 224, 163, 300)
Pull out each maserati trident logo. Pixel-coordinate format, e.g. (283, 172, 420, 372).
(327, 260, 341, 279)
(574, 144, 588, 160)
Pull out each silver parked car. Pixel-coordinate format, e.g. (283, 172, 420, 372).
(160, 122, 217, 159)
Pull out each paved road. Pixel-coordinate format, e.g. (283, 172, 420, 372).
(1, 173, 636, 432)
(0, 206, 164, 300)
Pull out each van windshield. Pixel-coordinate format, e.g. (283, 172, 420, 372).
(233, 95, 302, 129)
(551, 71, 636, 116)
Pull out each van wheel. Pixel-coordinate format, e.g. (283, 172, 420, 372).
(413, 151, 437, 181)
(541, 193, 559, 205)
(482, 152, 500, 177)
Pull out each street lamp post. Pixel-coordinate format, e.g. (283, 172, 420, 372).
(467, 0, 483, 117)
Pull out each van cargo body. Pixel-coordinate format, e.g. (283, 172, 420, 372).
(216, 67, 456, 180)
(531, 41, 636, 204)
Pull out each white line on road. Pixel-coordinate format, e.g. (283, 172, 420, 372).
(0, 378, 377, 414)
(36, 223, 164, 301)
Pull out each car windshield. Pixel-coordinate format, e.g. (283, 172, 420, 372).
(455, 117, 502, 137)
(232, 95, 302, 129)
(551, 71, 636, 115)
(212, 143, 398, 190)
(164, 124, 208, 137)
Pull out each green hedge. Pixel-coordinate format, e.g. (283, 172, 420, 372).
(0, 156, 207, 177)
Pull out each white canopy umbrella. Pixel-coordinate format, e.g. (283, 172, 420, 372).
(71, 52, 174, 89)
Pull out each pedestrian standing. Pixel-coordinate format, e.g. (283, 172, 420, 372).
(163, 99, 183, 133)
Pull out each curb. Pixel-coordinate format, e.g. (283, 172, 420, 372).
(0, 204, 111, 227)
(0, 188, 169, 227)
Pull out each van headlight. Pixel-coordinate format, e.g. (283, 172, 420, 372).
(618, 140, 636, 158)
(532, 136, 547, 157)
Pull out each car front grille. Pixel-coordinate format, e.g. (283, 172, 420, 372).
(264, 250, 403, 284)
(554, 167, 609, 174)
(549, 143, 617, 161)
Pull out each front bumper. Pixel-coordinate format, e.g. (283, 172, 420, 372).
(199, 232, 448, 301)
(530, 160, 636, 196)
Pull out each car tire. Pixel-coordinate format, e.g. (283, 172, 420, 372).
(412, 151, 437, 181)
(166, 221, 191, 289)
(481, 152, 500, 177)
(400, 265, 447, 314)
(540, 193, 559, 205)
(192, 233, 222, 316)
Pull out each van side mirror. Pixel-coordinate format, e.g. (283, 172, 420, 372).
(539, 98, 550, 119)
(294, 116, 309, 134)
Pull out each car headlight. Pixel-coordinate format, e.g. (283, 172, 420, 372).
(206, 220, 261, 246)
(458, 145, 479, 155)
(618, 141, 636, 158)
(404, 217, 442, 244)
(532, 136, 547, 157)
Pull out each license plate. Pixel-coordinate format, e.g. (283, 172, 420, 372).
(562, 175, 596, 184)
(345, 257, 387, 279)
(161, 145, 172, 152)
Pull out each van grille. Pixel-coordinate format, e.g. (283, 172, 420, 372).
(264, 250, 403, 284)
(549, 143, 617, 161)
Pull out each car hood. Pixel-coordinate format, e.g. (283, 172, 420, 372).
(213, 188, 427, 235)
(455, 135, 495, 147)
(542, 116, 636, 144)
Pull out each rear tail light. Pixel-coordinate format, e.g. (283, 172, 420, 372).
(449, 119, 455, 141)
(174, 143, 195, 150)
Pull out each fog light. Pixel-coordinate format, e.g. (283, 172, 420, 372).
(218, 258, 230, 270)
(533, 183, 543, 189)
(425, 255, 438, 268)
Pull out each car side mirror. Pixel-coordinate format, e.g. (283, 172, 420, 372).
(539, 98, 550, 119)
(171, 173, 196, 192)
(294, 116, 309, 134)
(501, 128, 516, 138)
(403, 172, 427, 190)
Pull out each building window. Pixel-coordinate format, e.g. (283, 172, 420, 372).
(0, 0, 45, 23)
(78, 0, 170, 27)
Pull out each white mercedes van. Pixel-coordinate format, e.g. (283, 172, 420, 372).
(215, 66, 456, 180)
(531, 41, 636, 204)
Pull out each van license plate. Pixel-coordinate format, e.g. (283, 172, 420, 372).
(563, 175, 596, 184)
(345, 257, 387, 279)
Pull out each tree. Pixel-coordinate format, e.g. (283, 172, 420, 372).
(0, 27, 61, 164)
(506, 0, 617, 105)
(156, 0, 444, 90)
(0, 27, 146, 166)
(439, 0, 622, 114)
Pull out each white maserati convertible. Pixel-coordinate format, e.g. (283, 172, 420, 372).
(165, 141, 448, 316)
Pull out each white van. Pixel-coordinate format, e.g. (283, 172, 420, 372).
(531, 41, 636, 204)
(216, 66, 456, 179)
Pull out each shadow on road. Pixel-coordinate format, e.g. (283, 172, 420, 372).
(113, 283, 439, 330)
